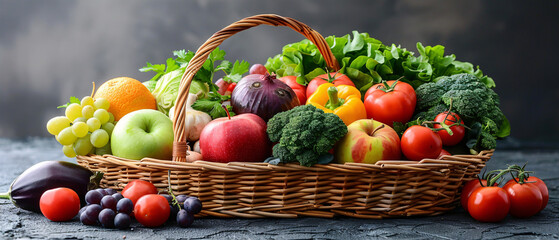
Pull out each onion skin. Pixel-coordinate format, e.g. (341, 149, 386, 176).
(231, 73, 300, 122)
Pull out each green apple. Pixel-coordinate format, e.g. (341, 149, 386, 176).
(335, 119, 401, 164)
(111, 109, 174, 160)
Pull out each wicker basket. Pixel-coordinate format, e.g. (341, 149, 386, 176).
(77, 14, 493, 219)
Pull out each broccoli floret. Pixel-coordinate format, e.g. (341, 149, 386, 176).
(414, 73, 509, 151)
(481, 117, 499, 135)
(266, 105, 348, 167)
(415, 83, 445, 110)
(478, 131, 497, 150)
(413, 104, 448, 122)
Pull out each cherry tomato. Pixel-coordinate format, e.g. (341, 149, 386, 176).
(460, 179, 488, 211)
(438, 149, 451, 159)
(467, 186, 510, 222)
(401, 125, 442, 161)
(134, 194, 170, 227)
(215, 78, 237, 96)
(526, 176, 549, 212)
(39, 187, 81, 222)
(249, 64, 268, 75)
(503, 180, 543, 218)
(279, 76, 307, 104)
(364, 81, 416, 127)
(306, 72, 354, 98)
(121, 180, 158, 206)
(225, 82, 237, 95)
(434, 112, 465, 146)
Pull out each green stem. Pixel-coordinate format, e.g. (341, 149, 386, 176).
(325, 87, 343, 110)
(0, 192, 10, 199)
(167, 170, 181, 210)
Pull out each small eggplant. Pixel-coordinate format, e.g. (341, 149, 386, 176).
(0, 160, 101, 213)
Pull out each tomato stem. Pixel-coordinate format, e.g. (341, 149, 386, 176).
(320, 69, 338, 83)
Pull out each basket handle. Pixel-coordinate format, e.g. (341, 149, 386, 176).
(172, 14, 340, 162)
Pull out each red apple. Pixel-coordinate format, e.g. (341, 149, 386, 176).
(335, 119, 401, 164)
(199, 113, 272, 163)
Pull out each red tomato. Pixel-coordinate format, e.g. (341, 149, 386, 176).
(215, 78, 232, 95)
(226, 82, 237, 95)
(134, 194, 170, 227)
(527, 176, 549, 212)
(438, 149, 451, 159)
(39, 187, 81, 222)
(279, 76, 307, 104)
(121, 180, 158, 206)
(364, 81, 416, 127)
(467, 186, 510, 222)
(306, 72, 354, 98)
(249, 64, 268, 75)
(460, 179, 488, 211)
(434, 112, 465, 146)
(400, 125, 442, 161)
(503, 180, 543, 218)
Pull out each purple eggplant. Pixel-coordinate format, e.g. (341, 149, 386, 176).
(0, 160, 101, 213)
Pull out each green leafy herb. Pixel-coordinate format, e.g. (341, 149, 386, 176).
(141, 47, 250, 119)
(57, 96, 81, 109)
(191, 93, 235, 119)
(265, 30, 496, 95)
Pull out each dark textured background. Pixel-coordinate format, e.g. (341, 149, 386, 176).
(1, 0, 558, 142)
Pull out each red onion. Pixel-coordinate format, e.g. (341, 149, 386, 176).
(231, 73, 300, 121)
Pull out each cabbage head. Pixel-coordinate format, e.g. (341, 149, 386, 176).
(151, 69, 209, 116)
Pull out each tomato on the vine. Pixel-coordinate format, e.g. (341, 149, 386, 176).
(467, 186, 510, 222)
(503, 179, 544, 218)
(279, 76, 307, 104)
(364, 80, 416, 127)
(434, 112, 465, 146)
(527, 176, 549, 212)
(134, 194, 170, 227)
(121, 180, 158, 205)
(401, 125, 442, 161)
(39, 187, 81, 222)
(460, 179, 488, 211)
(306, 72, 354, 98)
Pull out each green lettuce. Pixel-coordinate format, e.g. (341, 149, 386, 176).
(150, 69, 209, 116)
(265, 31, 495, 94)
(140, 48, 249, 119)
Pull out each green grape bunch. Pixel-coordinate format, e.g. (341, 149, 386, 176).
(46, 96, 116, 158)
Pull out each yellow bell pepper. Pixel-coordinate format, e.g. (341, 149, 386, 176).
(306, 83, 367, 125)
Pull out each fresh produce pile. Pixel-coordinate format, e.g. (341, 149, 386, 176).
(1, 29, 528, 225)
(461, 164, 548, 222)
(41, 31, 511, 166)
(0, 161, 202, 229)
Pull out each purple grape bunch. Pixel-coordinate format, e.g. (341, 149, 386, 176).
(166, 194, 202, 228)
(80, 188, 132, 229)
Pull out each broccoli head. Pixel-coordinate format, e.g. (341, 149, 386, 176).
(266, 105, 348, 167)
(414, 73, 509, 151)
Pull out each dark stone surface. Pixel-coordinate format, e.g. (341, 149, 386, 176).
(1, 138, 558, 239)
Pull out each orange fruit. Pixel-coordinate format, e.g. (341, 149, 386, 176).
(94, 77, 156, 120)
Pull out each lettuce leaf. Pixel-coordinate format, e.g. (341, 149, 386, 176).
(265, 30, 496, 94)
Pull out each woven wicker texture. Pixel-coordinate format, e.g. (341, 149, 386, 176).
(77, 14, 493, 218)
